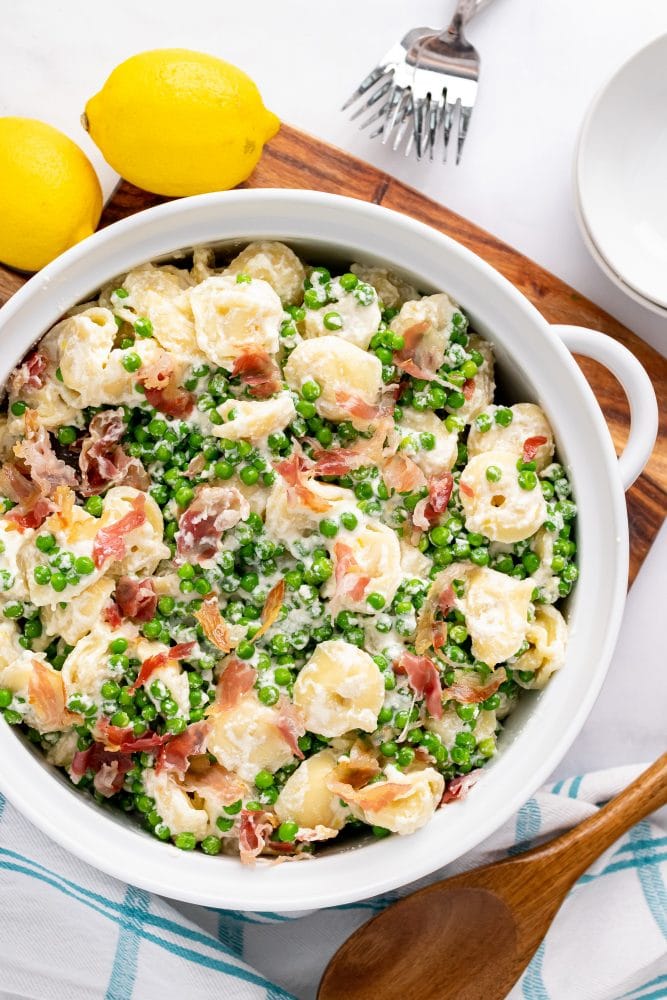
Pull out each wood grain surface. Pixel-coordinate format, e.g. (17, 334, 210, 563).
(0, 124, 663, 582)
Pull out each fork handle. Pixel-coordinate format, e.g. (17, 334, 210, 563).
(450, 0, 496, 27)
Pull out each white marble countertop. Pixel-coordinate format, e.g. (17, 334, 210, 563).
(3, 0, 665, 775)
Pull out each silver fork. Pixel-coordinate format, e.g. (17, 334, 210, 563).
(342, 0, 497, 163)
(411, 0, 497, 162)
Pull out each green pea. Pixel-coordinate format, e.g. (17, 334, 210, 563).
(366, 592, 385, 610)
(84, 495, 104, 517)
(238, 466, 259, 487)
(478, 737, 496, 758)
(10, 400, 27, 417)
(177, 564, 195, 581)
(277, 821, 299, 842)
(258, 685, 279, 706)
(50, 573, 67, 593)
(133, 317, 153, 339)
(518, 470, 538, 491)
(174, 832, 197, 851)
(295, 399, 317, 419)
(122, 352, 142, 373)
(340, 511, 358, 531)
(444, 415, 464, 433)
(274, 667, 292, 686)
(315, 426, 334, 448)
(447, 391, 465, 410)
(301, 379, 322, 402)
(396, 747, 415, 767)
(456, 703, 476, 722)
(339, 272, 358, 291)
(0, 688, 12, 709)
(33, 564, 51, 586)
(455, 731, 476, 750)
(110, 710, 130, 728)
(319, 518, 338, 538)
(494, 407, 513, 427)
(450, 746, 470, 766)
(224, 799, 243, 815)
(57, 425, 78, 446)
(35, 532, 56, 554)
(216, 817, 235, 833)
(73, 556, 95, 576)
(254, 769, 274, 790)
(461, 360, 478, 379)
(323, 311, 343, 331)
(474, 413, 492, 433)
(388, 331, 404, 351)
(522, 552, 540, 574)
(470, 547, 490, 566)
(165, 718, 187, 734)
(485, 465, 502, 483)
(425, 385, 447, 410)
(142, 619, 162, 639)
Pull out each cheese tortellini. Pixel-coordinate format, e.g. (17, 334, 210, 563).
(468, 403, 555, 471)
(449, 564, 535, 666)
(324, 522, 402, 612)
(284, 336, 383, 427)
(99, 486, 169, 575)
(213, 393, 295, 442)
(340, 764, 444, 836)
(207, 692, 297, 784)
(398, 408, 458, 477)
(293, 640, 385, 738)
(190, 275, 282, 369)
(459, 450, 547, 543)
(513, 605, 567, 689)
(225, 241, 306, 306)
(304, 276, 381, 350)
(389, 292, 459, 372)
(275, 750, 348, 830)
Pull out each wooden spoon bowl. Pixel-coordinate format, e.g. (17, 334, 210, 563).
(319, 754, 667, 1000)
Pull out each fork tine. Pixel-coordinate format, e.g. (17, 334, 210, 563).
(442, 98, 458, 163)
(427, 95, 444, 160)
(413, 95, 430, 160)
(341, 64, 390, 111)
(391, 92, 414, 151)
(349, 76, 392, 121)
(380, 85, 406, 145)
(456, 105, 473, 164)
(357, 99, 392, 132)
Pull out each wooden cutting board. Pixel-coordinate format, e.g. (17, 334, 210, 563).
(0, 124, 664, 583)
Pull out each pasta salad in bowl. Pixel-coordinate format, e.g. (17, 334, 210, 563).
(0, 239, 578, 863)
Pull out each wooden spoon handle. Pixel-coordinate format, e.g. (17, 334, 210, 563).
(535, 753, 667, 890)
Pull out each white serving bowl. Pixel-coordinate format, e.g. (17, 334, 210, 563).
(576, 34, 667, 316)
(0, 190, 657, 912)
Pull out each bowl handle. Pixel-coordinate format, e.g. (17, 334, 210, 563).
(552, 325, 658, 491)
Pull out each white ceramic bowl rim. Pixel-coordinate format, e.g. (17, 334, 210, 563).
(0, 190, 630, 911)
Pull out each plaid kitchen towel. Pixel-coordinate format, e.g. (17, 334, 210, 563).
(0, 763, 665, 1000)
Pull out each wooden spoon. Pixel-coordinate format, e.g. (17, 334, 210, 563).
(318, 753, 667, 1000)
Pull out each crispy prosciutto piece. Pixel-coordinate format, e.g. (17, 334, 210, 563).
(180, 763, 247, 805)
(0, 463, 54, 530)
(103, 601, 123, 628)
(231, 350, 282, 399)
(239, 809, 279, 865)
(334, 384, 399, 424)
(393, 320, 448, 383)
(28, 660, 79, 732)
(10, 350, 49, 395)
(459, 481, 474, 498)
(273, 451, 331, 513)
(96, 717, 172, 753)
(394, 651, 443, 720)
(327, 778, 408, 813)
(445, 667, 506, 705)
(71, 742, 133, 797)
(128, 641, 196, 693)
(522, 435, 548, 462)
(5, 496, 54, 531)
(462, 378, 476, 400)
(441, 771, 480, 805)
(14, 422, 78, 496)
(275, 696, 306, 760)
(252, 578, 285, 642)
(413, 472, 454, 529)
(79, 408, 149, 495)
(176, 485, 250, 562)
(382, 453, 426, 494)
(92, 494, 146, 569)
(114, 576, 157, 623)
(308, 418, 392, 478)
(329, 743, 380, 790)
(155, 720, 210, 779)
(414, 577, 456, 656)
(396, 358, 440, 382)
(208, 657, 258, 714)
(194, 593, 233, 652)
(332, 541, 371, 607)
(140, 354, 194, 418)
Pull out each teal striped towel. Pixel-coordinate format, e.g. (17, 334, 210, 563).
(0, 764, 664, 999)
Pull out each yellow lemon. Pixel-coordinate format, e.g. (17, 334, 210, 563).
(0, 118, 102, 272)
(84, 49, 280, 197)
